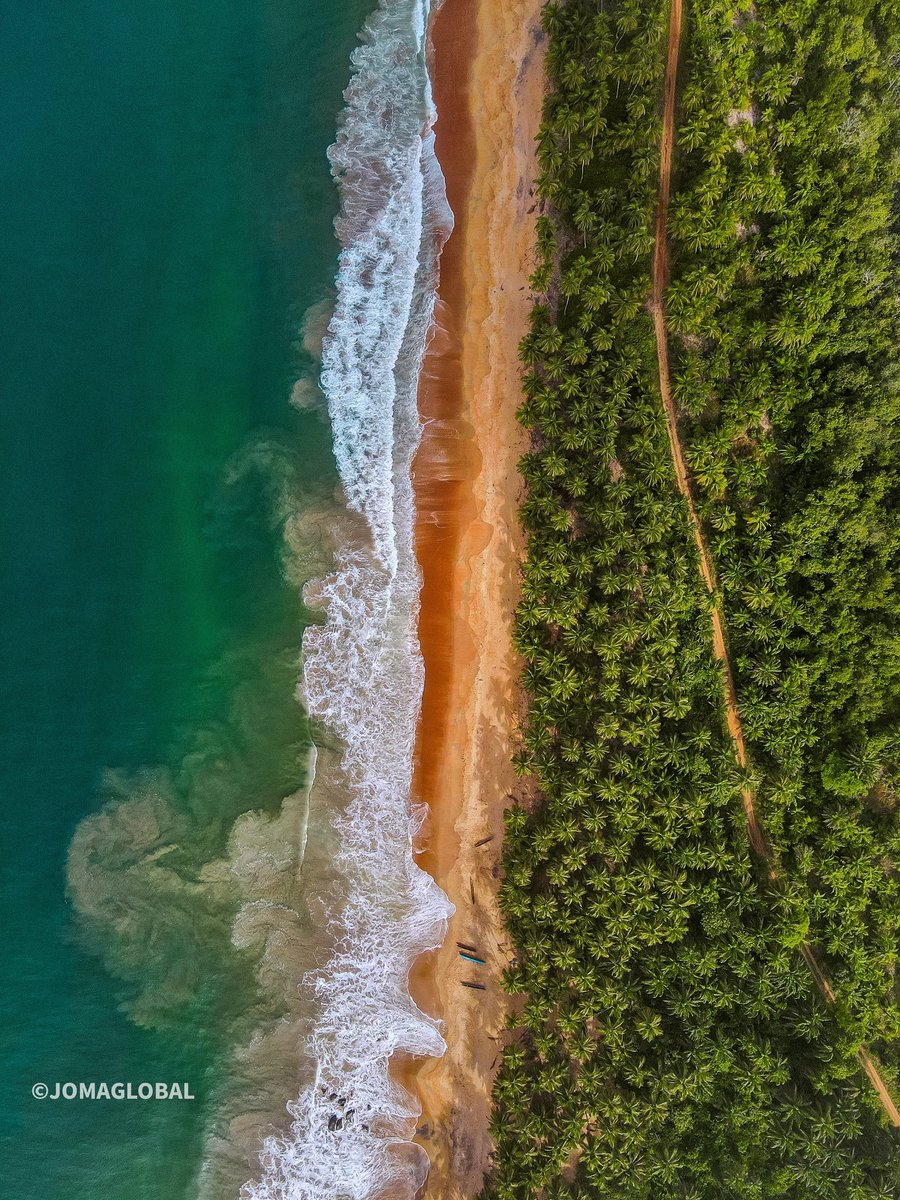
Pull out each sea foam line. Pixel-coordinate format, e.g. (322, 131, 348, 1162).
(242, 2, 453, 1198)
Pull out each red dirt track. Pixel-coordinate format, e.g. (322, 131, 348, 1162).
(649, 0, 900, 1128)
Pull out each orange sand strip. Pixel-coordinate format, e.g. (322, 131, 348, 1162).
(402, 0, 546, 1194)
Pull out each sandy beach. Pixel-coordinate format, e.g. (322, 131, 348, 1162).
(403, 0, 546, 1193)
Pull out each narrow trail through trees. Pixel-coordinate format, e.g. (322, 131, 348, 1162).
(648, 0, 900, 1127)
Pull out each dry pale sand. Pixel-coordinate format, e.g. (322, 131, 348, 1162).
(400, 0, 546, 1195)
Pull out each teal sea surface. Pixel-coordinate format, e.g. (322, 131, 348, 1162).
(0, 1, 371, 1196)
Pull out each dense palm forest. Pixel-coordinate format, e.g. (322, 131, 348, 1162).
(485, 0, 900, 1196)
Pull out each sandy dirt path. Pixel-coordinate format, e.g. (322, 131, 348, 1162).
(650, 0, 900, 1127)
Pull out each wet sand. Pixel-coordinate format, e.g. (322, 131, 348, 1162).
(401, 0, 546, 1193)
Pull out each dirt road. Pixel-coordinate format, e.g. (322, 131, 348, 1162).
(649, 0, 900, 1128)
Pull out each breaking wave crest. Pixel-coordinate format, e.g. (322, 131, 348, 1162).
(242, 2, 454, 1198)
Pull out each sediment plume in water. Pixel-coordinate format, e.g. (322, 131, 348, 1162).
(66, 444, 356, 1196)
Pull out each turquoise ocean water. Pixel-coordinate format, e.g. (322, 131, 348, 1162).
(0, 1, 372, 1196)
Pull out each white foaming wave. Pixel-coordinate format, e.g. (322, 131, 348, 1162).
(242, 1, 454, 1198)
(321, 0, 437, 576)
